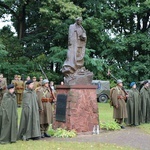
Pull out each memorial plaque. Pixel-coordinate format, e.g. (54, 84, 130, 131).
(56, 94, 67, 122)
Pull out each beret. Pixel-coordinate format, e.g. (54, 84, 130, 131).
(26, 80, 33, 85)
(130, 82, 136, 87)
(42, 79, 49, 85)
(7, 84, 14, 90)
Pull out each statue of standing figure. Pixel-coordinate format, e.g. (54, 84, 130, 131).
(62, 17, 93, 85)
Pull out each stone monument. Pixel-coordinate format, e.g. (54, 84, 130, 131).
(61, 17, 93, 85)
(53, 17, 99, 133)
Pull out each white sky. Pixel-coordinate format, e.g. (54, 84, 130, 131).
(0, 14, 16, 33)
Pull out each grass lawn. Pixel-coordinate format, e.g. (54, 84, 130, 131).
(0, 140, 136, 150)
(98, 103, 150, 134)
(138, 124, 150, 134)
(0, 103, 143, 150)
(98, 103, 114, 122)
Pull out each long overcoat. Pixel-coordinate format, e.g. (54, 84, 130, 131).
(62, 22, 87, 74)
(36, 86, 53, 125)
(126, 88, 140, 125)
(140, 86, 150, 123)
(0, 92, 18, 143)
(18, 89, 41, 140)
(112, 86, 128, 119)
(0, 79, 7, 104)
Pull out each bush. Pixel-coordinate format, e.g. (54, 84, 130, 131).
(48, 125, 77, 138)
(100, 121, 121, 130)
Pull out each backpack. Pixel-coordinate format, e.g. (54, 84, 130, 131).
(109, 87, 116, 106)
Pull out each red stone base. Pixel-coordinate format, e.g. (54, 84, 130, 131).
(53, 85, 99, 133)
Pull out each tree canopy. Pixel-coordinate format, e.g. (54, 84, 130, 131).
(0, 0, 149, 87)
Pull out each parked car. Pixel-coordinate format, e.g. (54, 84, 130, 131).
(92, 80, 110, 103)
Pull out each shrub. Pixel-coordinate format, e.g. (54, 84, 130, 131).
(100, 121, 121, 130)
(48, 125, 77, 138)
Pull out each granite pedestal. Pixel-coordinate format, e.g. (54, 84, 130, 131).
(53, 85, 99, 133)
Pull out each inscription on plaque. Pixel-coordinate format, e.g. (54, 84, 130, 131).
(56, 94, 67, 122)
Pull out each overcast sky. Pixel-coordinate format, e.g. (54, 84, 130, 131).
(0, 14, 16, 33)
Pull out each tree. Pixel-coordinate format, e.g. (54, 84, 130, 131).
(0, 0, 149, 84)
(99, 0, 150, 83)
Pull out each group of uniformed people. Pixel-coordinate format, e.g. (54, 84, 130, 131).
(111, 79, 150, 129)
(0, 74, 55, 144)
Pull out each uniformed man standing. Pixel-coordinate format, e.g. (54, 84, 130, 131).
(38, 76, 43, 87)
(11, 75, 18, 94)
(0, 84, 18, 144)
(140, 80, 150, 123)
(24, 76, 31, 88)
(33, 76, 39, 90)
(36, 79, 53, 138)
(18, 80, 41, 141)
(15, 75, 24, 107)
(0, 74, 7, 105)
(126, 82, 140, 126)
(112, 79, 128, 129)
(11, 75, 18, 84)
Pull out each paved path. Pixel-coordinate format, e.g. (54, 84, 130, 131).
(46, 127, 150, 150)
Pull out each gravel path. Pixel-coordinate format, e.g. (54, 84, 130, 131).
(45, 127, 150, 150)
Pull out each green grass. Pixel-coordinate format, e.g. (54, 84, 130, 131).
(138, 124, 150, 134)
(0, 141, 135, 150)
(98, 103, 121, 130)
(98, 103, 114, 122)
(0, 103, 141, 150)
(98, 103, 150, 134)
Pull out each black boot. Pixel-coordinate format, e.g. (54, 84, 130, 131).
(44, 132, 51, 138)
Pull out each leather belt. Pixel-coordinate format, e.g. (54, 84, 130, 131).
(41, 98, 53, 103)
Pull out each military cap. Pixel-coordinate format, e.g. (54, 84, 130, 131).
(143, 80, 148, 85)
(26, 80, 33, 85)
(39, 76, 43, 79)
(7, 84, 14, 90)
(117, 79, 123, 84)
(76, 17, 82, 21)
(42, 79, 49, 85)
(33, 76, 36, 79)
(18, 75, 21, 78)
(130, 82, 136, 87)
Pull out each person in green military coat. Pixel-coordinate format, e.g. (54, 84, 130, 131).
(112, 79, 128, 129)
(0, 74, 7, 105)
(140, 80, 150, 123)
(125, 82, 140, 126)
(18, 80, 41, 141)
(0, 84, 18, 144)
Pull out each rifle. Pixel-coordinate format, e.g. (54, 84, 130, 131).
(107, 69, 128, 100)
(39, 64, 56, 101)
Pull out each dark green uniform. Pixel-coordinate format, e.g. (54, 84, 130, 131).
(0, 92, 18, 144)
(140, 86, 150, 123)
(18, 88, 41, 140)
(126, 88, 140, 125)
